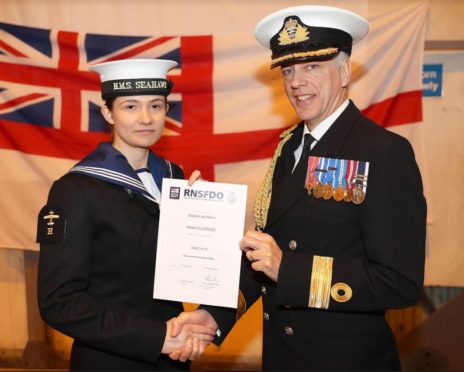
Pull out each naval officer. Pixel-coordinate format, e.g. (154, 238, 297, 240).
(172, 5, 427, 370)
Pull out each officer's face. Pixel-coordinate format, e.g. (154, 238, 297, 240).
(281, 56, 350, 130)
(101, 95, 168, 153)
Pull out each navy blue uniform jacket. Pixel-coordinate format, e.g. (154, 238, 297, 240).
(37, 163, 188, 370)
(208, 101, 427, 370)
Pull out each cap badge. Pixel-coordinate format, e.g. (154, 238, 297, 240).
(278, 17, 310, 46)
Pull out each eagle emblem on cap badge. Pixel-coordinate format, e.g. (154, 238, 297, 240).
(278, 17, 310, 46)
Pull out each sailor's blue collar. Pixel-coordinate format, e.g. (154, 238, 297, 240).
(69, 142, 173, 203)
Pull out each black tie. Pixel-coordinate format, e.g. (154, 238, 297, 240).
(292, 133, 315, 175)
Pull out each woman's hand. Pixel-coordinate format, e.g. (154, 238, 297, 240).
(162, 314, 216, 362)
(187, 170, 206, 186)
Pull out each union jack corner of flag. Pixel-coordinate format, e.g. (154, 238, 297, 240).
(0, 21, 285, 179)
(0, 21, 215, 159)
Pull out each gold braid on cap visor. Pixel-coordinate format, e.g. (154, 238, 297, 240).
(271, 47, 339, 67)
(254, 125, 297, 230)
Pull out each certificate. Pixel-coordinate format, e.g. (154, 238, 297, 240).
(153, 178, 247, 308)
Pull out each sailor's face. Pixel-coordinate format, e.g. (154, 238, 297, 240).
(102, 95, 168, 152)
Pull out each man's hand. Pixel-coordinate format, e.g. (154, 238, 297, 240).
(167, 309, 218, 361)
(161, 316, 215, 362)
(240, 230, 282, 282)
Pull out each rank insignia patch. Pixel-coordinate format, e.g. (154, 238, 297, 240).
(37, 204, 66, 244)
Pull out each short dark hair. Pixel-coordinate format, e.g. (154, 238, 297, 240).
(104, 97, 117, 110)
(104, 96, 167, 110)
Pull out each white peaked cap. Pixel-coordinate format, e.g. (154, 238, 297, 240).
(254, 5, 369, 68)
(90, 59, 177, 82)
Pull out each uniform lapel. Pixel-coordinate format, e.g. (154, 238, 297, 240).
(264, 101, 360, 229)
(128, 189, 160, 220)
(266, 124, 303, 228)
(311, 101, 360, 158)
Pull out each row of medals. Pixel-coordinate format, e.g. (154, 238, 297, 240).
(305, 173, 367, 205)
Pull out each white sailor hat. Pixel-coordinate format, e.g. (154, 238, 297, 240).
(90, 58, 177, 99)
(254, 5, 369, 68)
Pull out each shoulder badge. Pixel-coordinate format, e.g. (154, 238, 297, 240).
(36, 204, 66, 244)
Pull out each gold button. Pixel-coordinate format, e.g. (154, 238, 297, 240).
(288, 240, 297, 250)
(263, 312, 270, 320)
(261, 286, 267, 295)
(284, 326, 293, 335)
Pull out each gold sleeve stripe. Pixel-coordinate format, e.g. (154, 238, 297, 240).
(308, 255, 333, 309)
(236, 290, 247, 321)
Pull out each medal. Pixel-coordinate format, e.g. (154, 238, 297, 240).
(307, 178, 316, 194)
(323, 158, 337, 200)
(344, 187, 353, 203)
(312, 157, 327, 198)
(333, 186, 345, 201)
(333, 159, 346, 202)
(323, 183, 333, 199)
(352, 161, 369, 204)
(312, 181, 325, 198)
(344, 159, 356, 203)
(352, 186, 365, 204)
(309, 167, 319, 192)
(310, 157, 370, 204)
(305, 156, 320, 194)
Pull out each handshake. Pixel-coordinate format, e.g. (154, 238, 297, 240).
(161, 308, 218, 362)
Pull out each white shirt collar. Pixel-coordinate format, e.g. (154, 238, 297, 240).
(137, 169, 161, 203)
(303, 99, 349, 142)
(292, 99, 349, 172)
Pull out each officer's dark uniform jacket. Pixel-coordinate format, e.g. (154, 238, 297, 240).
(37, 143, 187, 371)
(209, 101, 427, 370)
